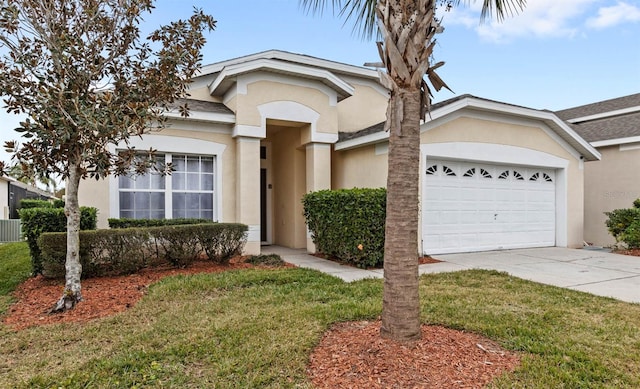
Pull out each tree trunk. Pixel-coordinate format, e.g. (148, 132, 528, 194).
(380, 87, 422, 343)
(50, 163, 83, 313)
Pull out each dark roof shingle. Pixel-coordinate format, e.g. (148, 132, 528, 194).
(555, 93, 640, 143)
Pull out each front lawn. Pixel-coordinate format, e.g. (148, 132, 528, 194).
(0, 242, 31, 316)
(1, 245, 639, 388)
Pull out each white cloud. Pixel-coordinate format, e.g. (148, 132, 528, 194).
(586, 2, 640, 29)
(440, 0, 598, 42)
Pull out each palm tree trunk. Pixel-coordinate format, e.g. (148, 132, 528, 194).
(50, 162, 83, 313)
(381, 87, 422, 343)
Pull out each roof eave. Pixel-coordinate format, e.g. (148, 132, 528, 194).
(207, 58, 355, 101)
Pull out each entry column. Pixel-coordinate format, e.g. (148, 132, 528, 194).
(305, 142, 332, 252)
(236, 136, 261, 254)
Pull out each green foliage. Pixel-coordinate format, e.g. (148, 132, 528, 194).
(246, 254, 285, 267)
(605, 199, 640, 246)
(153, 226, 202, 267)
(620, 219, 640, 249)
(38, 223, 248, 279)
(0, 1, 216, 182)
(303, 188, 386, 268)
(19, 207, 98, 275)
(193, 223, 248, 264)
(108, 218, 215, 229)
(52, 199, 65, 208)
(0, 242, 30, 316)
(19, 199, 52, 209)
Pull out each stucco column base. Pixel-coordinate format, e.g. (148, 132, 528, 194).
(235, 136, 262, 255)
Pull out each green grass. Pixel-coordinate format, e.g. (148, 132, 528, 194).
(1, 245, 640, 387)
(0, 242, 31, 315)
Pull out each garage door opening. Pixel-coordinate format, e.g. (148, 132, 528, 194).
(422, 160, 556, 255)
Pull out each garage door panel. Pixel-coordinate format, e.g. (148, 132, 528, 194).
(423, 160, 556, 255)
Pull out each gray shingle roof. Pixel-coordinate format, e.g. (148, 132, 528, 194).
(169, 98, 234, 115)
(555, 93, 640, 143)
(339, 94, 473, 142)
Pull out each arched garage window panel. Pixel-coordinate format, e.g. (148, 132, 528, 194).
(443, 166, 456, 176)
(426, 164, 438, 175)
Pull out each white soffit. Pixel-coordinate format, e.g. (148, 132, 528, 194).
(207, 58, 355, 101)
(591, 135, 640, 148)
(568, 106, 640, 123)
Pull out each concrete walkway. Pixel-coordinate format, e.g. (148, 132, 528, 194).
(262, 246, 640, 304)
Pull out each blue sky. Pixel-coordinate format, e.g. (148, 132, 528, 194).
(1, 0, 639, 165)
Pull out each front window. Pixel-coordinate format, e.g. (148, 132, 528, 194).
(171, 155, 215, 219)
(118, 153, 216, 220)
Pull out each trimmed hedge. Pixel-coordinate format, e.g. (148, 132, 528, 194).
(303, 188, 386, 268)
(38, 223, 248, 279)
(108, 218, 215, 229)
(20, 199, 53, 209)
(20, 207, 98, 275)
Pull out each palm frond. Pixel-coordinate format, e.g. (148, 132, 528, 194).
(300, 0, 378, 39)
(447, 0, 526, 22)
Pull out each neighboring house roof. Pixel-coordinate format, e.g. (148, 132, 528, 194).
(555, 93, 640, 146)
(336, 94, 601, 161)
(2, 175, 57, 199)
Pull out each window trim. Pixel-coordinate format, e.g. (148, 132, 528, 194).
(109, 135, 226, 221)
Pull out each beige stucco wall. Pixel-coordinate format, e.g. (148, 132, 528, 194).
(335, 115, 587, 249)
(234, 77, 339, 136)
(337, 82, 388, 133)
(270, 127, 307, 248)
(583, 144, 640, 247)
(333, 144, 388, 189)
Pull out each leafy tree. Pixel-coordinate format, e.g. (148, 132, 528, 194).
(301, 0, 525, 343)
(0, 0, 215, 312)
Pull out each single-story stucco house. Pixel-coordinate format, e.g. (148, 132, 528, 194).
(556, 93, 640, 247)
(79, 50, 602, 255)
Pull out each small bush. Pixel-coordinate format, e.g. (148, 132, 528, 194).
(108, 218, 215, 229)
(39, 223, 248, 279)
(53, 199, 65, 208)
(605, 208, 640, 241)
(303, 188, 386, 268)
(246, 254, 285, 267)
(605, 199, 640, 248)
(20, 206, 98, 275)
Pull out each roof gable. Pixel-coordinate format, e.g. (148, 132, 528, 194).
(336, 94, 600, 161)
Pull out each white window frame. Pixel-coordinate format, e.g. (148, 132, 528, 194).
(109, 135, 226, 221)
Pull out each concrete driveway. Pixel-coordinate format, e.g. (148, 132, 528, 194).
(266, 246, 640, 304)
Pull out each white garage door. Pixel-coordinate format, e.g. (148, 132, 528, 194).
(422, 160, 556, 255)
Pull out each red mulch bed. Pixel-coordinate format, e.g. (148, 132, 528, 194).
(616, 248, 640, 257)
(3, 257, 265, 331)
(309, 321, 520, 388)
(3, 256, 520, 388)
